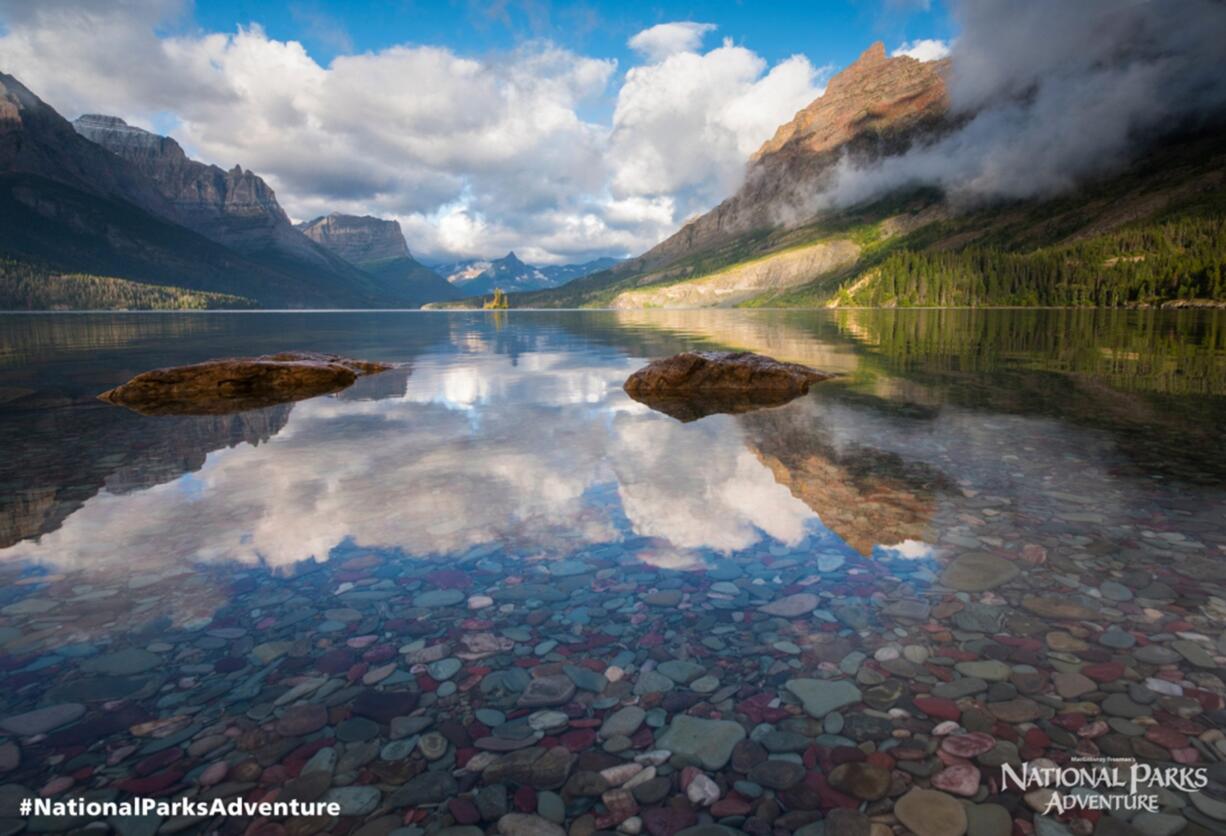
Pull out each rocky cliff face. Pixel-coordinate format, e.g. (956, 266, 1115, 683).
(0, 76, 174, 219)
(639, 43, 950, 268)
(1, 73, 453, 307)
(297, 213, 410, 265)
(298, 211, 459, 305)
(72, 114, 336, 269)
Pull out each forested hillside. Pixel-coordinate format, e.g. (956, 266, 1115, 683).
(0, 259, 257, 310)
(827, 214, 1226, 308)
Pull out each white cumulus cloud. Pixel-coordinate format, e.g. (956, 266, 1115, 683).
(627, 21, 717, 63)
(0, 3, 826, 263)
(890, 38, 950, 62)
(609, 40, 827, 220)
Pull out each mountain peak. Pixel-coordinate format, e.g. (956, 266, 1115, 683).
(299, 213, 410, 264)
(854, 42, 888, 66)
(502, 250, 522, 264)
(73, 114, 306, 250)
(625, 40, 949, 272)
(75, 114, 134, 130)
(754, 41, 947, 163)
(73, 112, 187, 162)
(0, 75, 174, 220)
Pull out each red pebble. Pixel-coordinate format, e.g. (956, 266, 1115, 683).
(914, 697, 961, 722)
(811, 772, 860, 810)
(710, 797, 752, 817)
(829, 746, 866, 765)
(865, 752, 894, 770)
(561, 729, 597, 752)
(1024, 728, 1051, 748)
(803, 746, 819, 770)
(116, 770, 184, 794)
(362, 645, 395, 663)
(513, 785, 536, 812)
(260, 765, 288, 785)
(426, 569, 472, 588)
(134, 747, 182, 777)
(1145, 726, 1189, 750)
(1053, 713, 1087, 732)
(940, 732, 996, 758)
(1081, 662, 1124, 682)
(282, 739, 330, 777)
(448, 798, 481, 825)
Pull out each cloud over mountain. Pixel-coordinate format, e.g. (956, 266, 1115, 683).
(831, 0, 1226, 208)
(0, 1, 825, 263)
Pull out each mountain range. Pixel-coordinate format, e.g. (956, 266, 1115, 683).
(435, 252, 622, 297)
(0, 73, 606, 310)
(450, 44, 1226, 310)
(3, 38, 1224, 311)
(295, 213, 460, 306)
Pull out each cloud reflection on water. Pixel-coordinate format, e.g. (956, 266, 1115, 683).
(0, 350, 820, 574)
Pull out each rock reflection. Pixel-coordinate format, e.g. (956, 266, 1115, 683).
(0, 351, 825, 577)
(739, 400, 950, 556)
(0, 397, 291, 549)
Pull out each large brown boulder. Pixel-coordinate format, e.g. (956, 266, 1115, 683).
(99, 351, 393, 415)
(623, 351, 833, 421)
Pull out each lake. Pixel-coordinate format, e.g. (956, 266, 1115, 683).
(0, 309, 1224, 832)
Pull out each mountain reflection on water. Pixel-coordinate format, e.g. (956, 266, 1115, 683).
(0, 309, 1221, 580)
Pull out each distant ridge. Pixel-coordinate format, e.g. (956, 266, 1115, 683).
(437, 252, 623, 297)
(0, 70, 466, 309)
(299, 213, 460, 306)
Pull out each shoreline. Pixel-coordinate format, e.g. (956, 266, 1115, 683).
(4, 304, 1225, 314)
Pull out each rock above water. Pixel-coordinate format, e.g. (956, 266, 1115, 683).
(654, 715, 746, 770)
(98, 352, 393, 415)
(622, 351, 833, 422)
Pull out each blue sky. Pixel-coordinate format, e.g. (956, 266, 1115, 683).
(189, 0, 955, 129)
(192, 1, 953, 70)
(0, 0, 956, 263)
